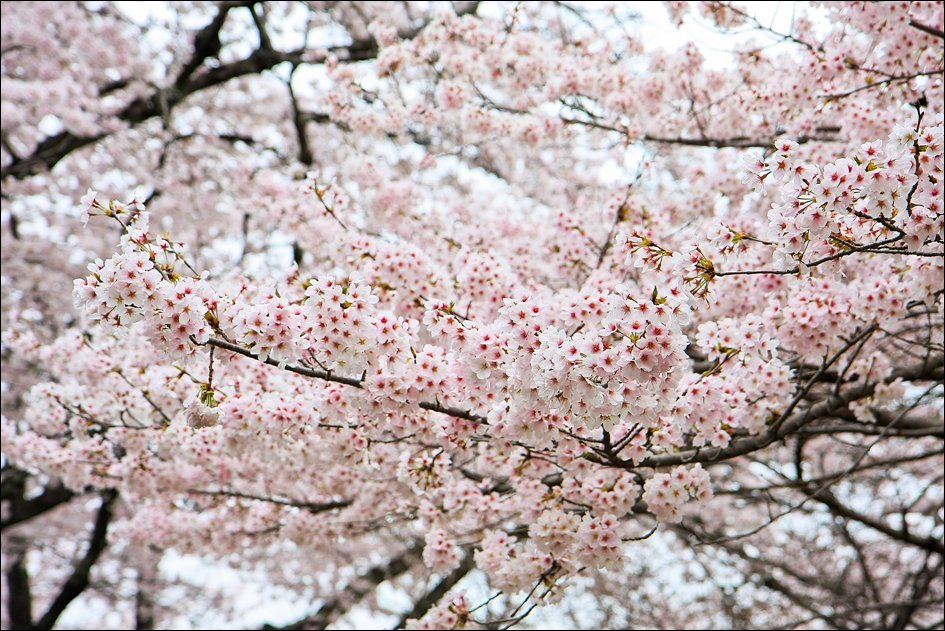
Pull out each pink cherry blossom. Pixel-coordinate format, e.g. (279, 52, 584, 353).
(2, 2, 943, 630)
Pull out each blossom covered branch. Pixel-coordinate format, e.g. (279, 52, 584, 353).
(2, 1, 943, 629)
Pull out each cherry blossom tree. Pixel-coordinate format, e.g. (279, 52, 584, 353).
(2, 1, 943, 629)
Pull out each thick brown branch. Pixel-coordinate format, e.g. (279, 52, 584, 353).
(34, 490, 118, 630)
(805, 487, 944, 556)
(606, 353, 944, 470)
(0, 132, 106, 181)
(910, 19, 945, 40)
(5, 537, 32, 629)
(891, 557, 944, 629)
(2, 3, 481, 181)
(135, 578, 155, 630)
(287, 66, 314, 165)
(2, 48, 302, 179)
(394, 555, 476, 629)
(796, 421, 944, 438)
(1, 477, 75, 530)
(263, 547, 420, 630)
(761, 574, 849, 629)
(176, 2, 251, 87)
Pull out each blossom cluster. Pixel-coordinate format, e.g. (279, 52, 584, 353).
(4, 1, 943, 628)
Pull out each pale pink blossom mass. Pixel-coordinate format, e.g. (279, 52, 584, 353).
(1, 1, 943, 629)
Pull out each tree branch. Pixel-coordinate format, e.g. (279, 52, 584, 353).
(560, 117, 842, 148)
(287, 66, 314, 165)
(34, 490, 119, 631)
(187, 488, 350, 515)
(890, 556, 944, 629)
(1, 3, 481, 181)
(393, 554, 476, 629)
(910, 19, 945, 40)
(1, 476, 75, 530)
(761, 574, 849, 629)
(176, 1, 252, 88)
(205, 337, 486, 424)
(5, 537, 32, 629)
(263, 547, 420, 630)
(606, 352, 944, 470)
(805, 487, 944, 556)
